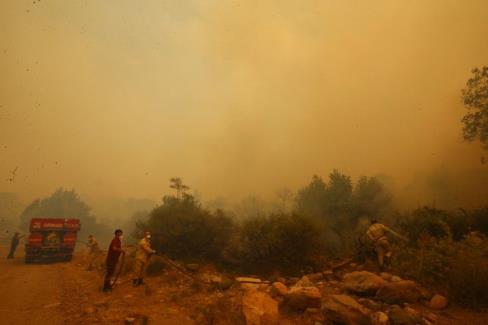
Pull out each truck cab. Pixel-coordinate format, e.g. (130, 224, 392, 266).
(25, 218, 81, 263)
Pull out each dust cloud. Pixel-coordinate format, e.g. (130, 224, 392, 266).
(1, 0, 488, 213)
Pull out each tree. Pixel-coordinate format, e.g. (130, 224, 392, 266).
(462, 66, 488, 149)
(138, 193, 234, 261)
(296, 175, 328, 217)
(19, 188, 110, 239)
(169, 177, 190, 199)
(352, 176, 392, 218)
(325, 169, 353, 216)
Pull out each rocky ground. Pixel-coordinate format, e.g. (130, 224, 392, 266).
(62, 248, 488, 325)
(2, 245, 488, 324)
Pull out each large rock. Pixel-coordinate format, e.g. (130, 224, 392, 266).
(242, 290, 279, 325)
(429, 294, 448, 310)
(343, 271, 387, 295)
(376, 280, 421, 304)
(282, 286, 321, 311)
(295, 275, 314, 287)
(388, 305, 421, 325)
(371, 311, 389, 325)
(358, 298, 383, 311)
(270, 282, 288, 297)
(321, 294, 371, 325)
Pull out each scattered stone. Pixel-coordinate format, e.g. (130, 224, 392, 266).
(404, 306, 420, 317)
(295, 275, 314, 287)
(380, 272, 393, 281)
(124, 294, 133, 299)
(358, 298, 383, 311)
(307, 272, 324, 282)
(422, 319, 434, 325)
(391, 275, 402, 282)
(321, 294, 371, 325)
(282, 286, 321, 311)
(242, 290, 279, 325)
(286, 277, 300, 286)
(322, 270, 334, 279)
(429, 294, 448, 310)
(236, 277, 262, 284)
(388, 305, 422, 325)
(217, 278, 234, 290)
(343, 271, 387, 295)
(271, 282, 288, 297)
(241, 283, 261, 291)
(371, 311, 389, 325)
(43, 302, 61, 308)
(125, 317, 136, 324)
(376, 280, 421, 304)
(424, 312, 438, 323)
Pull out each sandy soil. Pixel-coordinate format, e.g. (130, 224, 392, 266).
(0, 246, 64, 325)
(0, 246, 195, 324)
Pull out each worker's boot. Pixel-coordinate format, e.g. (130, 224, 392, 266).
(132, 279, 139, 286)
(102, 283, 112, 292)
(138, 278, 144, 285)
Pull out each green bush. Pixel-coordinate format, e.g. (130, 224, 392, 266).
(138, 194, 235, 263)
(396, 207, 451, 242)
(232, 213, 327, 274)
(393, 232, 488, 307)
(447, 234, 488, 307)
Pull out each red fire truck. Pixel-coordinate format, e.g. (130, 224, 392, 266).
(25, 218, 81, 263)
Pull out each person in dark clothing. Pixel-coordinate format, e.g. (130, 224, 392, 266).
(103, 229, 125, 292)
(7, 232, 24, 259)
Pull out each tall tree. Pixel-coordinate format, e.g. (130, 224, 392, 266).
(462, 66, 488, 149)
(19, 188, 109, 238)
(169, 177, 190, 199)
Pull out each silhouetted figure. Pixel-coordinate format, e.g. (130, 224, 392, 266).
(103, 229, 125, 292)
(7, 232, 24, 259)
(86, 234, 100, 271)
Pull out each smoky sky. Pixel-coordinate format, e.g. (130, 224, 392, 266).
(1, 0, 488, 208)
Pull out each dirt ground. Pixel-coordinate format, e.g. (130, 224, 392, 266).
(1, 244, 488, 325)
(0, 245, 196, 324)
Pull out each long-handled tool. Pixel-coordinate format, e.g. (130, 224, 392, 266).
(110, 252, 126, 288)
(153, 252, 195, 281)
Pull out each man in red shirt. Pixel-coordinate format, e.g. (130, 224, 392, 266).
(103, 229, 125, 292)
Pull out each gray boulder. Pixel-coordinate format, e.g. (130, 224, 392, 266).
(321, 294, 372, 325)
(376, 280, 421, 304)
(343, 271, 387, 295)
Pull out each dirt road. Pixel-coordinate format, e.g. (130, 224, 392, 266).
(0, 245, 196, 324)
(0, 246, 63, 325)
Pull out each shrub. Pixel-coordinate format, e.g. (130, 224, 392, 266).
(393, 232, 488, 307)
(138, 194, 235, 263)
(232, 213, 327, 274)
(447, 234, 488, 307)
(396, 207, 451, 242)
